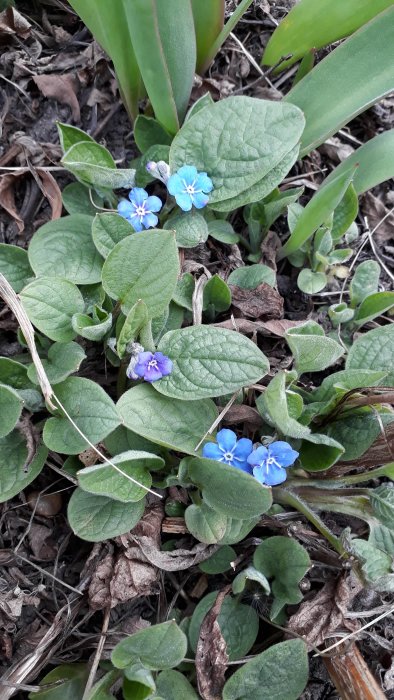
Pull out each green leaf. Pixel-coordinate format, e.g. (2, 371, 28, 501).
(28, 215, 102, 285)
(0, 357, 34, 389)
(252, 187, 304, 234)
(232, 566, 270, 596)
(371, 484, 394, 528)
(354, 292, 394, 327)
(117, 300, 149, 358)
(199, 545, 236, 574)
(105, 425, 165, 458)
(92, 213, 134, 258)
(62, 141, 136, 189)
(297, 269, 327, 294)
(203, 274, 231, 313)
(188, 457, 272, 519)
(228, 264, 275, 289)
(284, 8, 394, 155)
(350, 260, 380, 306)
(346, 323, 394, 384)
(28, 664, 89, 700)
(222, 639, 308, 700)
(133, 115, 172, 153)
(102, 230, 179, 317)
(192, 0, 224, 73)
(112, 621, 187, 670)
(68, 487, 145, 542)
(261, 371, 310, 439)
(134, 144, 170, 188)
(155, 670, 198, 700)
(123, 664, 156, 700)
(172, 273, 195, 311)
(85, 670, 121, 700)
(313, 369, 387, 402)
(156, 326, 269, 400)
(279, 166, 357, 258)
(218, 516, 260, 545)
(20, 277, 85, 342)
(43, 376, 120, 454)
(27, 341, 85, 386)
(369, 523, 394, 557)
(165, 210, 209, 248)
(327, 409, 394, 461)
(253, 536, 310, 618)
(0, 432, 48, 503)
(189, 591, 259, 661)
(298, 432, 344, 471)
(207, 219, 240, 244)
(285, 321, 345, 375)
(117, 383, 218, 455)
(185, 92, 214, 122)
(170, 96, 305, 211)
(201, 0, 254, 72)
(0, 244, 33, 293)
(78, 450, 162, 502)
(62, 182, 103, 216)
(323, 129, 394, 196)
(57, 122, 95, 152)
(0, 384, 23, 437)
(331, 183, 359, 240)
(185, 502, 228, 544)
(352, 538, 393, 587)
(263, 0, 394, 71)
(72, 309, 113, 342)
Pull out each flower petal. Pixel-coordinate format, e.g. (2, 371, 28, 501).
(216, 428, 237, 453)
(202, 442, 224, 461)
(174, 192, 193, 212)
(130, 187, 148, 206)
(117, 199, 134, 218)
(129, 214, 144, 232)
(253, 462, 287, 486)
(142, 212, 159, 229)
(154, 352, 173, 376)
(167, 173, 184, 196)
(232, 437, 254, 462)
(247, 445, 269, 468)
(195, 172, 214, 193)
(145, 195, 163, 213)
(191, 191, 209, 209)
(144, 365, 163, 382)
(176, 165, 198, 183)
(269, 441, 299, 468)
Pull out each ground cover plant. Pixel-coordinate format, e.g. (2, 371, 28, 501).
(0, 1, 394, 698)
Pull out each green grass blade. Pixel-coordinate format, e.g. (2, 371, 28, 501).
(278, 165, 357, 259)
(192, 0, 224, 74)
(204, 0, 254, 70)
(323, 130, 394, 195)
(263, 0, 394, 72)
(284, 7, 394, 155)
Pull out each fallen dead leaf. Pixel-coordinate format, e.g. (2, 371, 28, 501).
(33, 73, 80, 122)
(287, 572, 362, 649)
(196, 586, 230, 700)
(0, 168, 62, 231)
(362, 192, 394, 244)
(0, 7, 31, 38)
(221, 404, 262, 429)
(230, 282, 284, 320)
(0, 172, 25, 231)
(28, 523, 57, 560)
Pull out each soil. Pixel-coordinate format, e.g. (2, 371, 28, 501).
(0, 1, 393, 698)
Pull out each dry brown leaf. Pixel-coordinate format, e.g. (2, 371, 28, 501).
(221, 404, 262, 428)
(362, 192, 394, 244)
(133, 536, 219, 571)
(230, 282, 284, 320)
(0, 589, 40, 629)
(0, 7, 31, 38)
(287, 572, 362, 649)
(0, 172, 25, 231)
(88, 550, 114, 611)
(34, 168, 63, 220)
(196, 586, 230, 700)
(28, 523, 57, 560)
(33, 73, 80, 122)
(0, 168, 62, 231)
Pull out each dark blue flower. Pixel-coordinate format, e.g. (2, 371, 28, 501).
(117, 187, 162, 231)
(133, 351, 173, 383)
(202, 429, 253, 472)
(167, 165, 213, 211)
(247, 441, 299, 486)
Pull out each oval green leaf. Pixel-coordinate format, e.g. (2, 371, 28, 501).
(68, 487, 145, 542)
(20, 277, 85, 342)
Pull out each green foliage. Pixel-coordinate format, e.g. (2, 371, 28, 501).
(68, 488, 145, 541)
(0, 244, 33, 292)
(346, 324, 394, 384)
(0, 433, 47, 503)
(77, 450, 162, 502)
(165, 209, 209, 248)
(20, 277, 85, 342)
(285, 321, 344, 375)
(28, 664, 89, 700)
(92, 213, 134, 258)
(228, 264, 276, 289)
(111, 621, 187, 670)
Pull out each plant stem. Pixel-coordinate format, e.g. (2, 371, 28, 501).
(297, 463, 394, 488)
(274, 487, 346, 556)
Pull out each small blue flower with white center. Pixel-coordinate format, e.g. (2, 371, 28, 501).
(202, 428, 253, 473)
(117, 187, 162, 231)
(167, 165, 213, 211)
(133, 351, 173, 383)
(247, 441, 299, 486)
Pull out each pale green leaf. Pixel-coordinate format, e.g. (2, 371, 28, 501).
(346, 324, 394, 384)
(228, 264, 275, 289)
(0, 432, 47, 503)
(68, 487, 145, 542)
(92, 213, 134, 259)
(20, 278, 85, 342)
(77, 450, 162, 502)
(62, 141, 136, 189)
(0, 384, 23, 437)
(185, 502, 228, 544)
(111, 621, 187, 670)
(0, 244, 33, 293)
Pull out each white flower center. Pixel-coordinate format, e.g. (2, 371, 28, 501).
(148, 360, 158, 369)
(135, 205, 147, 217)
(266, 456, 281, 468)
(223, 451, 234, 462)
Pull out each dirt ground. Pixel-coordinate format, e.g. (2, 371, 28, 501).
(1, 1, 394, 698)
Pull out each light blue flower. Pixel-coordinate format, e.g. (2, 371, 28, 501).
(247, 441, 299, 486)
(202, 429, 253, 473)
(167, 165, 213, 211)
(117, 187, 162, 231)
(133, 351, 173, 383)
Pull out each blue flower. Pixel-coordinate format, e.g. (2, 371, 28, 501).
(117, 187, 162, 231)
(167, 165, 213, 211)
(247, 441, 299, 486)
(133, 351, 173, 383)
(202, 429, 253, 472)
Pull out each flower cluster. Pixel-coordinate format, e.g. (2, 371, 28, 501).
(202, 429, 298, 487)
(117, 164, 214, 230)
